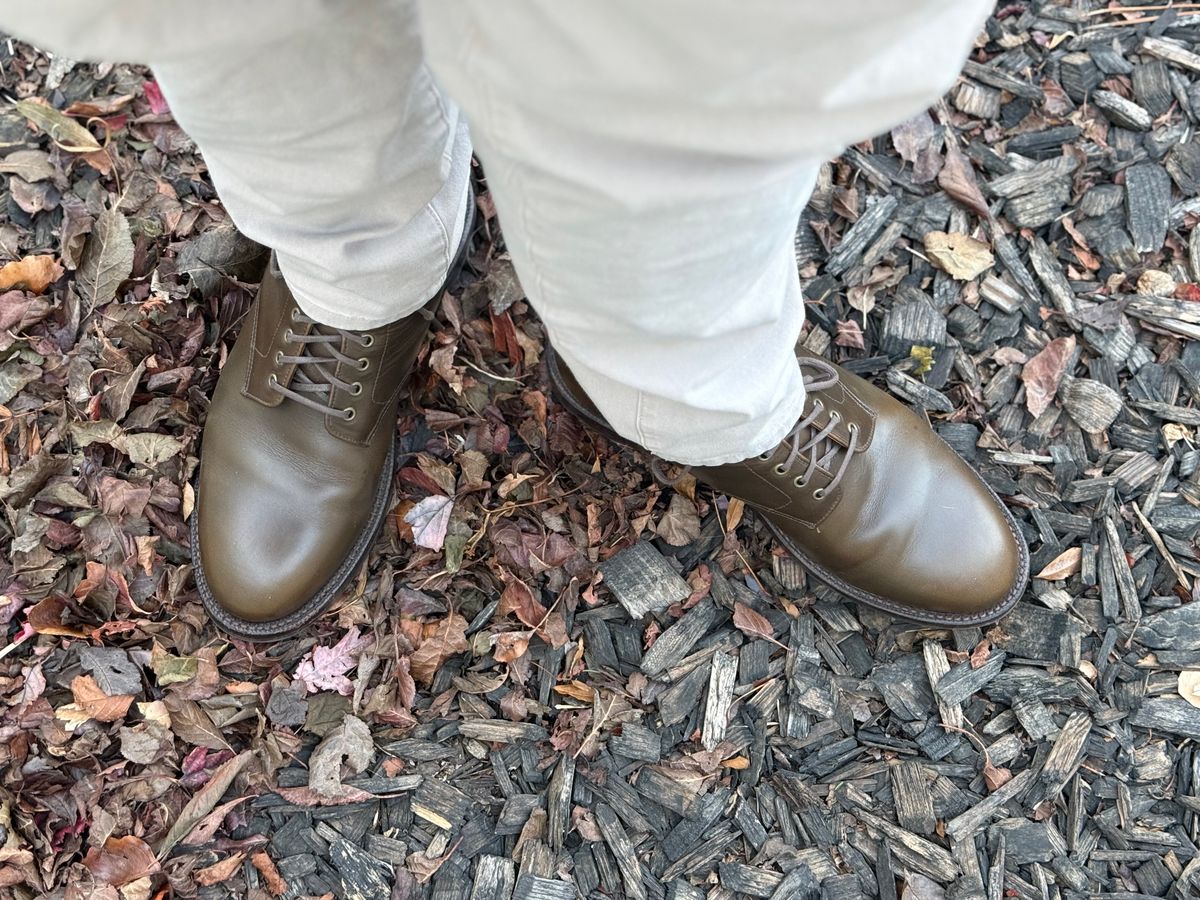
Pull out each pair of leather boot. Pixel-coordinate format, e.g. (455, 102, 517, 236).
(193, 265, 1027, 638)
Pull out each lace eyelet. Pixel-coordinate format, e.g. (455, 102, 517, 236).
(360, 334, 375, 348)
(349, 382, 363, 396)
(357, 357, 369, 371)
(758, 452, 773, 461)
(830, 412, 841, 424)
(290, 308, 301, 321)
(773, 464, 787, 476)
(283, 330, 295, 342)
(848, 423, 859, 437)
(274, 350, 284, 365)
(812, 488, 827, 501)
(267, 374, 278, 386)
(793, 475, 808, 487)
(343, 408, 356, 421)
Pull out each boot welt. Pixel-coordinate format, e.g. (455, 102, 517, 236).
(546, 348, 1028, 628)
(190, 442, 396, 641)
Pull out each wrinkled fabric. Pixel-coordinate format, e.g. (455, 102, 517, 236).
(1, 0, 990, 464)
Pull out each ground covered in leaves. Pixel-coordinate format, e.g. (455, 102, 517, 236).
(10, 2, 1200, 899)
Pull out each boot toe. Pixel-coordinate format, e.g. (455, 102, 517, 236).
(196, 512, 338, 624)
(864, 483, 1026, 620)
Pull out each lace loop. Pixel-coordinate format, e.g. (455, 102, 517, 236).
(771, 358, 858, 496)
(268, 308, 371, 420)
(649, 358, 859, 500)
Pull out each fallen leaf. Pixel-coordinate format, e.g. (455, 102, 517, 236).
(493, 632, 531, 663)
(982, 758, 1013, 792)
(83, 835, 159, 887)
(294, 626, 373, 695)
(890, 112, 943, 183)
(1036, 546, 1082, 581)
(923, 231, 994, 280)
(156, 750, 253, 857)
(0, 255, 62, 294)
(1179, 671, 1200, 709)
(721, 756, 750, 769)
(69, 674, 133, 722)
(732, 602, 775, 641)
(834, 318, 865, 349)
(410, 613, 469, 684)
(274, 784, 376, 806)
(725, 497, 745, 532)
(0, 149, 54, 182)
(26, 595, 89, 637)
(77, 207, 134, 306)
(14, 98, 101, 152)
(113, 432, 183, 467)
(251, 852, 289, 897)
(162, 697, 232, 750)
(909, 346, 935, 377)
(404, 494, 454, 552)
(179, 795, 249, 847)
(969, 639, 992, 669)
(554, 681, 596, 702)
(1021, 335, 1075, 419)
(194, 853, 245, 887)
(498, 580, 549, 630)
(309, 715, 374, 798)
(1041, 77, 1073, 116)
(938, 140, 990, 218)
(143, 80, 170, 115)
(656, 493, 701, 546)
(79, 646, 142, 696)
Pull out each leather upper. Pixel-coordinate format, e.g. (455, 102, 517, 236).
(550, 347, 1027, 622)
(196, 264, 435, 623)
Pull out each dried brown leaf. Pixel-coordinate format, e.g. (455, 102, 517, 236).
(77, 207, 134, 306)
(498, 580, 549, 630)
(835, 318, 866, 349)
(69, 674, 133, 723)
(14, 98, 101, 152)
(1021, 335, 1075, 419)
(294, 626, 372, 695)
(494, 632, 531, 663)
(404, 494, 454, 552)
(938, 140, 990, 218)
(156, 750, 253, 857)
(309, 715, 374, 799)
(410, 613, 469, 684)
(656, 493, 701, 547)
(0, 255, 62, 294)
(1036, 546, 1082, 581)
(251, 852, 289, 897)
(923, 231, 994, 280)
(554, 681, 596, 702)
(732, 602, 775, 641)
(194, 853, 245, 886)
(83, 835, 159, 887)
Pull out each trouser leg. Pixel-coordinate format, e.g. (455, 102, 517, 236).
(1, 0, 472, 330)
(418, 0, 991, 465)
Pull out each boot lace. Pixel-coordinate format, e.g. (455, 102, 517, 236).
(652, 357, 860, 500)
(761, 358, 859, 499)
(267, 307, 373, 421)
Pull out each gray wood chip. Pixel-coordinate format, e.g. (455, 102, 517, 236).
(598, 540, 691, 619)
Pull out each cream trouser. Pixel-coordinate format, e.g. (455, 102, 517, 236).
(4, 1, 990, 465)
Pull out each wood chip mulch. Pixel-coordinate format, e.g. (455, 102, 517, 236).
(8, 2, 1200, 898)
